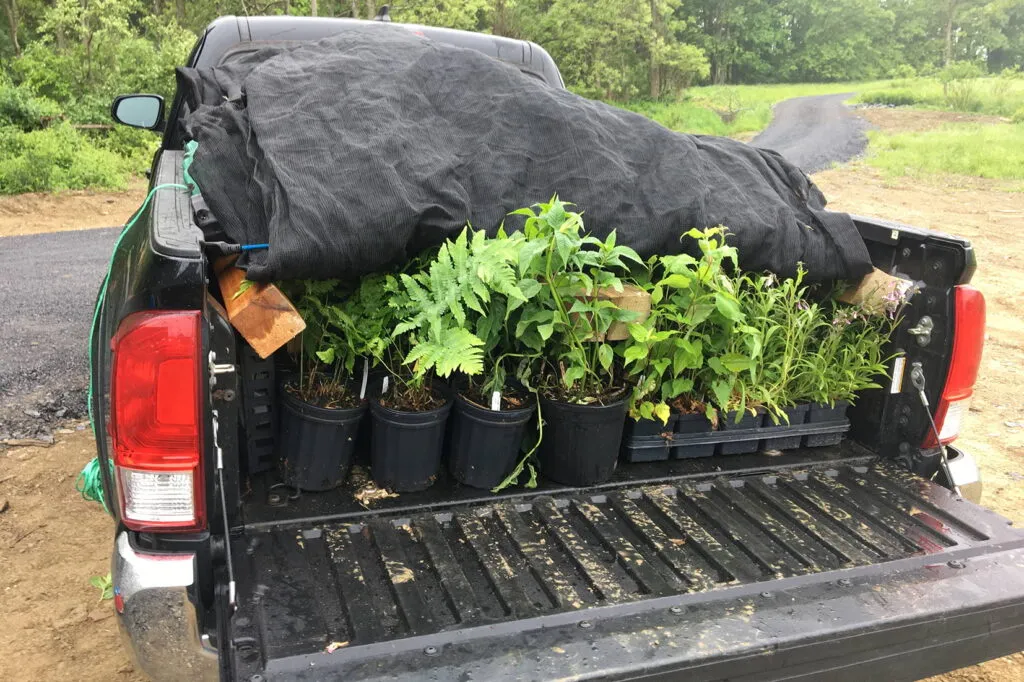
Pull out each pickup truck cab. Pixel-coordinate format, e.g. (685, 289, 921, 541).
(95, 15, 1024, 682)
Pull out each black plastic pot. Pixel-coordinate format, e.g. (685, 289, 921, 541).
(673, 411, 716, 459)
(762, 403, 811, 451)
(278, 387, 366, 491)
(538, 394, 628, 486)
(449, 393, 536, 489)
(718, 409, 764, 455)
(804, 400, 850, 447)
(369, 391, 453, 492)
(621, 414, 679, 463)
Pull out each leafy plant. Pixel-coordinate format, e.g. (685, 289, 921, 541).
(90, 573, 114, 602)
(389, 227, 534, 398)
(283, 276, 393, 408)
(739, 268, 820, 423)
(511, 197, 643, 403)
(798, 297, 902, 406)
(622, 228, 757, 424)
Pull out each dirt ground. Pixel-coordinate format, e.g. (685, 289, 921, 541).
(854, 106, 1008, 134)
(0, 183, 147, 238)
(1, 113, 1023, 680)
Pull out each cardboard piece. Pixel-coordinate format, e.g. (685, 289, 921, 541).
(215, 259, 306, 358)
(837, 267, 913, 315)
(572, 284, 652, 342)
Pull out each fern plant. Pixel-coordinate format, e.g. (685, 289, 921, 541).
(384, 227, 538, 407)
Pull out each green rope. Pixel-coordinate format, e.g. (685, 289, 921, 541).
(82, 182, 190, 513)
(76, 457, 109, 513)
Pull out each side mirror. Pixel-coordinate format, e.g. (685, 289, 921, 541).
(111, 94, 165, 130)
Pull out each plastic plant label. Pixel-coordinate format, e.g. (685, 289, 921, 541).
(491, 391, 501, 411)
(890, 356, 906, 394)
(381, 376, 389, 395)
(359, 359, 369, 399)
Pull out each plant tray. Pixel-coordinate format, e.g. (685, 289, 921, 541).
(620, 417, 850, 462)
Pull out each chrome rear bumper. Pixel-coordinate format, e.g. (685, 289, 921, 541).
(112, 532, 218, 681)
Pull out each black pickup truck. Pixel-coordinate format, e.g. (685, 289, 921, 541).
(94, 15, 1024, 682)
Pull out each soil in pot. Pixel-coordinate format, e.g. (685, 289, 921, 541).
(538, 387, 628, 486)
(673, 410, 715, 459)
(804, 400, 850, 447)
(762, 403, 810, 451)
(279, 382, 366, 491)
(369, 383, 452, 492)
(621, 413, 678, 463)
(449, 390, 537, 489)
(718, 408, 764, 455)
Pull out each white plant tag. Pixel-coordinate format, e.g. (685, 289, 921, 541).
(890, 356, 906, 394)
(359, 359, 369, 399)
(381, 376, 389, 395)
(491, 391, 501, 411)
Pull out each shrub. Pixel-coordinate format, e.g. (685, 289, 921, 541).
(939, 62, 985, 111)
(0, 123, 131, 194)
(1012, 107, 1024, 124)
(0, 82, 62, 132)
(888, 64, 917, 80)
(859, 89, 921, 107)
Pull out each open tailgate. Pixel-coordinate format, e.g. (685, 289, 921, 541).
(226, 457, 1024, 681)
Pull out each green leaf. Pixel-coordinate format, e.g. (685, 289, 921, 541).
(563, 365, 586, 388)
(315, 347, 335, 364)
(720, 353, 755, 373)
(714, 293, 743, 322)
(623, 345, 647, 365)
(659, 274, 692, 289)
(627, 323, 649, 343)
(653, 403, 671, 425)
(597, 343, 614, 371)
(537, 322, 555, 341)
(232, 279, 255, 300)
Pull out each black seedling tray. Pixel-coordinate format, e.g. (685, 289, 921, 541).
(621, 418, 850, 462)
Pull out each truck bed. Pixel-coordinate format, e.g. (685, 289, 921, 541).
(227, 450, 1024, 681)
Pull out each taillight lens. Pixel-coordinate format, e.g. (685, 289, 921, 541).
(925, 285, 985, 446)
(111, 311, 205, 532)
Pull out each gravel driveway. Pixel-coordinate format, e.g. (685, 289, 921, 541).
(0, 228, 118, 438)
(751, 93, 870, 173)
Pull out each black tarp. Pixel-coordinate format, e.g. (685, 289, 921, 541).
(179, 25, 872, 283)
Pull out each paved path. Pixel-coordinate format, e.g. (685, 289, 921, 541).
(751, 93, 869, 173)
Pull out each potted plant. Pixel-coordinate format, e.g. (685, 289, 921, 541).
(390, 228, 538, 489)
(277, 280, 368, 491)
(335, 270, 457, 493)
(799, 297, 901, 446)
(510, 198, 643, 486)
(622, 228, 746, 460)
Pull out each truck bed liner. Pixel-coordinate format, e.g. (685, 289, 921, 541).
(228, 459, 1024, 680)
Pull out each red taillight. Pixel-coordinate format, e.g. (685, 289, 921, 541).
(925, 285, 985, 446)
(111, 311, 205, 532)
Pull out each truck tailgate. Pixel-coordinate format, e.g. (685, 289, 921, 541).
(227, 458, 1024, 681)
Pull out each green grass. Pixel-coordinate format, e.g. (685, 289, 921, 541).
(855, 76, 1024, 117)
(865, 123, 1024, 183)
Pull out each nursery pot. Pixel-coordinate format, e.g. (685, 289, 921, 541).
(369, 390, 453, 492)
(673, 411, 715, 459)
(449, 393, 537, 489)
(805, 400, 850, 447)
(718, 409, 764, 455)
(621, 414, 679, 463)
(538, 393, 628, 486)
(762, 403, 811, 451)
(279, 387, 366, 492)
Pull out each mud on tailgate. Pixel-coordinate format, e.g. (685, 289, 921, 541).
(228, 460, 1024, 680)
